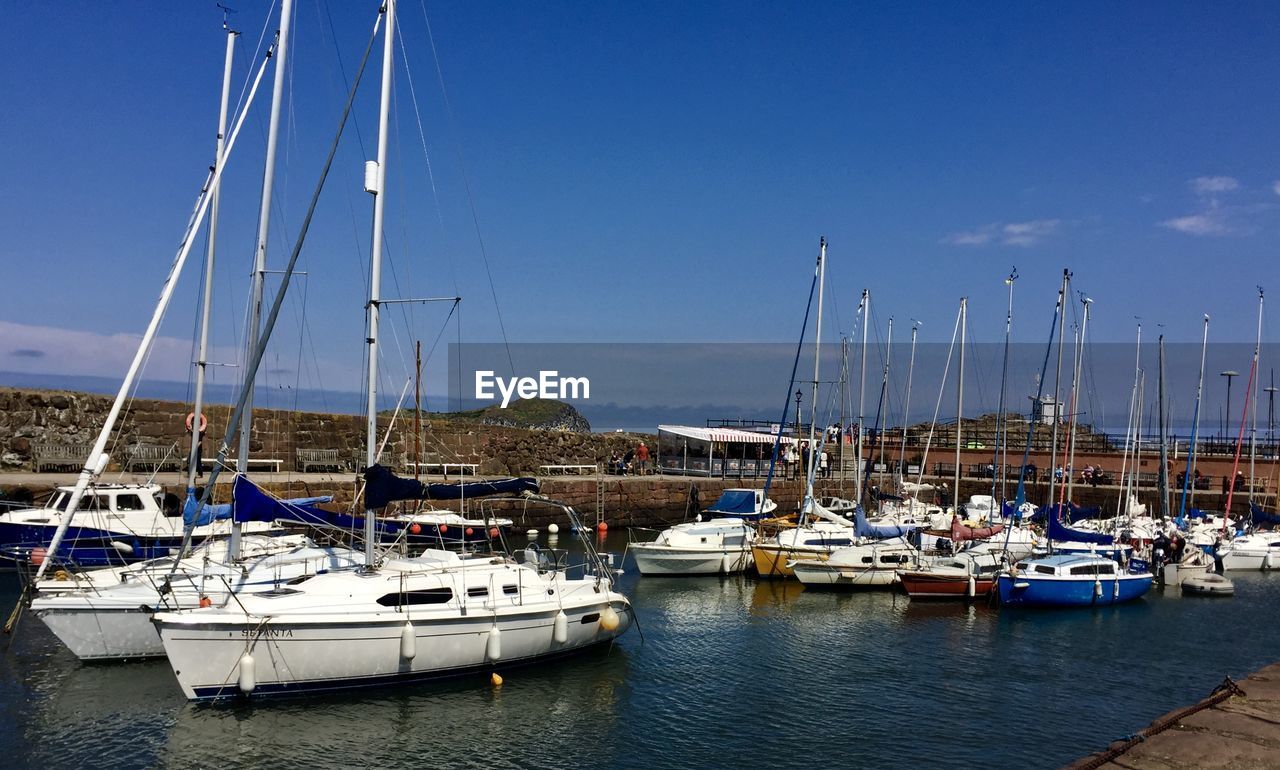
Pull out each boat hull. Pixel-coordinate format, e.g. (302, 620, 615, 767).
(752, 545, 830, 578)
(34, 604, 162, 659)
(790, 561, 901, 589)
(996, 573, 1152, 607)
(155, 598, 632, 700)
(631, 545, 753, 575)
(898, 571, 995, 600)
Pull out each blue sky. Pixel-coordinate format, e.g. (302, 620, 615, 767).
(0, 0, 1277, 404)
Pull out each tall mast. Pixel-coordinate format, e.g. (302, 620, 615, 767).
(1046, 270, 1070, 509)
(838, 338, 848, 492)
(364, 0, 397, 563)
(414, 340, 422, 481)
(995, 268, 1016, 503)
(1157, 334, 1171, 520)
(802, 238, 826, 512)
(876, 318, 893, 492)
(899, 321, 919, 491)
(234, 0, 294, 560)
(1063, 296, 1090, 505)
(1249, 289, 1264, 503)
(186, 22, 238, 503)
(1179, 315, 1210, 519)
(952, 298, 967, 512)
(33, 32, 274, 579)
(855, 289, 870, 506)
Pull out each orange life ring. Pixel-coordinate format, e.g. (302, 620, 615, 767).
(185, 412, 208, 433)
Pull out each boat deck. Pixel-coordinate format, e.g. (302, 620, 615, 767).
(1067, 662, 1280, 769)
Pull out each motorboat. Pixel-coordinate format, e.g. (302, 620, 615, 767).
(629, 518, 756, 575)
(1217, 531, 1280, 571)
(0, 484, 277, 568)
(996, 553, 1153, 607)
(705, 488, 777, 520)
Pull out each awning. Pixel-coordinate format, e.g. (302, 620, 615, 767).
(658, 425, 796, 444)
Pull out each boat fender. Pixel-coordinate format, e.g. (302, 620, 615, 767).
(600, 605, 620, 632)
(1093, 580, 1103, 598)
(966, 576, 976, 599)
(400, 622, 416, 660)
(1265, 552, 1273, 571)
(490, 672, 503, 687)
(553, 610, 569, 644)
(29, 547, 46, 566)
(489, 527, 500, 538)
(486, 627, 502, 661)
(548, 523, 560, 534)
(1113, 579, 1120, 599)
(238, 653, 256, 694)
(199, 596, 212, 608)
(409, 523, 422, 535)
(111, 541, 135, 555)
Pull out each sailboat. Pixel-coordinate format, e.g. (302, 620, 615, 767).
(750, 241, 861, 578)
(152, 1, 631, 699)
(0, 13, 291, 577)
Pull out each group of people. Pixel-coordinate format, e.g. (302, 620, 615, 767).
(781, 441, 831, 480)
(609, 442, 651, 476)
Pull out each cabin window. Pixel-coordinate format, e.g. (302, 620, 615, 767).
(502, 585, 519, 595)
(115, 494, 145, 511)
(861, 557, 874, 564)
(1034, 565, 1056, 575)
(723, 536, 744, 547)
(258, 587, 302, 598)
(700, 537, 707, 544)
(376, 588, 453, 607)
(1097, 563, 1115, 575)
(880, 555, 908, 565)
(467, 586, 488, 598)
(581, 613, 600, 624)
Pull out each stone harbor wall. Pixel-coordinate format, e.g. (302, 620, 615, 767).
(0, 387, 650, 475)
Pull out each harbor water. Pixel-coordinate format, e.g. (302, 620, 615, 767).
(2, 530, 1277, 769)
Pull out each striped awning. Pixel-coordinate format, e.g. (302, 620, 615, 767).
(658, 425, 796, 444)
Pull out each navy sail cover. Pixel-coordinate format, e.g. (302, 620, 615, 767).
(362, 464, 538, 509)
(706, 489, 760, 515)
(1046, 506, 1114, 545)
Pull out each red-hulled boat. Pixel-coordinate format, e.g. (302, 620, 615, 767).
(898, 516, 1006, 599)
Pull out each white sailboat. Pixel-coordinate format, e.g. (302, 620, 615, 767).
(153, 1, 631, 699)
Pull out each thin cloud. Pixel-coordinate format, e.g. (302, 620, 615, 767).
(10, 348, 45, 359)
(1160, 211, 1229, 236)
(942, 219, 1060, 247)
(1190, 176, 1239, 194)
(1272, 180, 1280, 196)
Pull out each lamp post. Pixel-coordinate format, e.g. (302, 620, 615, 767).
(794, 389, 803, 438)
(1264, 370, 1277, 445)
(1221, 370, 1239, 440)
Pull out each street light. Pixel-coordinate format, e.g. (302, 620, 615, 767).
(1264, 370, 1278, 444)
(1221, 370, 1240, 439)
(794, 389, 803, 436)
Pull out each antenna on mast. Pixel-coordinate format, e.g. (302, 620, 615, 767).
(217, 3, 238, 32)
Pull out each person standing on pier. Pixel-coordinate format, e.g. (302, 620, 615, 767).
(636, 442, 650, 475)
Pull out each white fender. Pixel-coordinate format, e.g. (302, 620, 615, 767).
(486, 626, 502, 661)
(238, 653, 256, 694)
(553, 610, 569, 644)
(110, 540, 134, 554)
(966, 575, 976, 599)
(400, 622, 416, 660)
(1093, 580, 1103, 598)
(548, 523, 560, 534)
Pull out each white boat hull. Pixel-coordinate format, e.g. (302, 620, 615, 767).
(36, 604, 160, 659)
(631, 545, 753, 575)
(790, 562, 901, 588)
(156, 596, 630, 700)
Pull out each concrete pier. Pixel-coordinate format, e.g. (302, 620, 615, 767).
(1067, 663, 1280, 769)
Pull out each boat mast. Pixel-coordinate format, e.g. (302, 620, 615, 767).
(876, 317, 893, 493)
(1249, 288, 1264, 504)
(1179, 315, 1210, 520)
(1062, 296, 1090, 507)
(801, 238, 827, 519)
(899, 321, 919, 493)
(186, 21, 238, 506)
(363, 0, 398, 563)
(855, 289, 869, 507)
(33, 35, 274, 580)
(993, 268, 1013, 503)
(1224, 290, 1264, 534)
(233, 0, 294, 561)
(1157, 334, 1171, 520)
(1046, 270, 1070, 509)
(952, 298, 967, 513)
(838, 337, 848, 494)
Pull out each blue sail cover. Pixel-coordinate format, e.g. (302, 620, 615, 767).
(856, 506, 916, 539)
(363, 464, 538, 509)
(706, 489, 761, 516)
(1046, 506, 1114, 545)
(184, 480, 332, 527)
(1252, 503, 1280, 527)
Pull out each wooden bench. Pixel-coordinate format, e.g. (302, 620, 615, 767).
(200, 457, 285, 472)
(405, 461, 478, 477)
(539, 464, 599, 476)
(31, 443, 92, 472)
(125, 443, 183, 472)
(296, 448, 341, 472)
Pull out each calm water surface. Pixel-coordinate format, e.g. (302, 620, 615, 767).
(2, 531, 1277, 769)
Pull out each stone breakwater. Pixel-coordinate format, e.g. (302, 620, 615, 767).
(0, 387, 645, 476)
